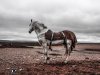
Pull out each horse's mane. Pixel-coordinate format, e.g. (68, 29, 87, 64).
(36, 21, 47, 29)
(41, 23, 47, 29)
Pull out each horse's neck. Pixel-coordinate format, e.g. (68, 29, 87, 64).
(35, 28, 48, 36)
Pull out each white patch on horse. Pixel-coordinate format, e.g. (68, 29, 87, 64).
(28, 19, 49, 63)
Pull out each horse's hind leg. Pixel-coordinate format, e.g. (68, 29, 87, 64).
(71, 41, 74, 51)
(49, 41, 52, 51)
(64, 40, 72, 63)
(68, 40, 72, 56)
(63, 38, 68, 55)
(63, 38, 69, 63)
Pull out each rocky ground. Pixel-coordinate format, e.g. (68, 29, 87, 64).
(0, 43, 100, 75)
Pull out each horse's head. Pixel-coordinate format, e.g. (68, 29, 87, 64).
(28, 19, 47, 33)
(28, 19, 37, 33)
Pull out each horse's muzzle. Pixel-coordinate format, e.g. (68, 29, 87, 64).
(29, 31, 31, 34)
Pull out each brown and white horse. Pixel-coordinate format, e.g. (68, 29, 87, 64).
(28, 19, 77, 63)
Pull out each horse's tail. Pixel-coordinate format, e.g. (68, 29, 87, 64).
(73, 33, 77, 48)
(72, 32, 77, 48)
(68, 31, 77, 48)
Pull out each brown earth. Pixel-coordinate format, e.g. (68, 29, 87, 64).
(0, 43, 100, 75)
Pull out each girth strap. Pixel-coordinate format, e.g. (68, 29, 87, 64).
(51, 32, 54, 41)
(61, 31, 66, 38)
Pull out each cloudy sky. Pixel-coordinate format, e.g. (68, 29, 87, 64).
(0, 0, 100, 43)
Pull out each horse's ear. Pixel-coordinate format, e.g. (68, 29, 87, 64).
(31, 19, 32, 22)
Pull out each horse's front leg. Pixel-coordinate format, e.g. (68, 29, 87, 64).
(42, 41, 49, 63)
(49, 41, 52, 51)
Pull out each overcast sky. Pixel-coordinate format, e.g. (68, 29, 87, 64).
(0, 0, 100, 42)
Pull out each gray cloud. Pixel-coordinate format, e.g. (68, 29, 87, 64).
(0, 0, 100, 42)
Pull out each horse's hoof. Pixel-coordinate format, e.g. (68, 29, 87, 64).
(47, 57, 50, 60)
(44, 57, 50, 64)
(64, 60, 68, 64)
(44, 62, 47, 64)
(44, 58, 47, 63)
(44, 60, 50, 64)
(64, 53, 67, 55)
(49, 48, 52, 51)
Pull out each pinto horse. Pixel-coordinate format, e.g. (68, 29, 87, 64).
(45, 29, 77, 51)
(28, 19, 77, 63)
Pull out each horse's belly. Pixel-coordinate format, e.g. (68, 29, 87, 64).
(48, 40, 64, 44)
(48, 39, 71, 45)
(53, 36, 63, 40)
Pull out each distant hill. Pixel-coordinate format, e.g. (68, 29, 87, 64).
(0, 40, 99, 48)
(0, 40, 40, 48)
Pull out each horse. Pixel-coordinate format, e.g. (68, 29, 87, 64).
(28, 19, 75, 63)
(46, 29, 77, 51)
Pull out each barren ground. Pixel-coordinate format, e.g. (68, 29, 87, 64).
(0, 44, 100, 75)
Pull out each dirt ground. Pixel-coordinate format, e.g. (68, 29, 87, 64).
(0, 44, 100, 75)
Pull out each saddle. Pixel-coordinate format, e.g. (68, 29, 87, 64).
(45, 30, 65, 41)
